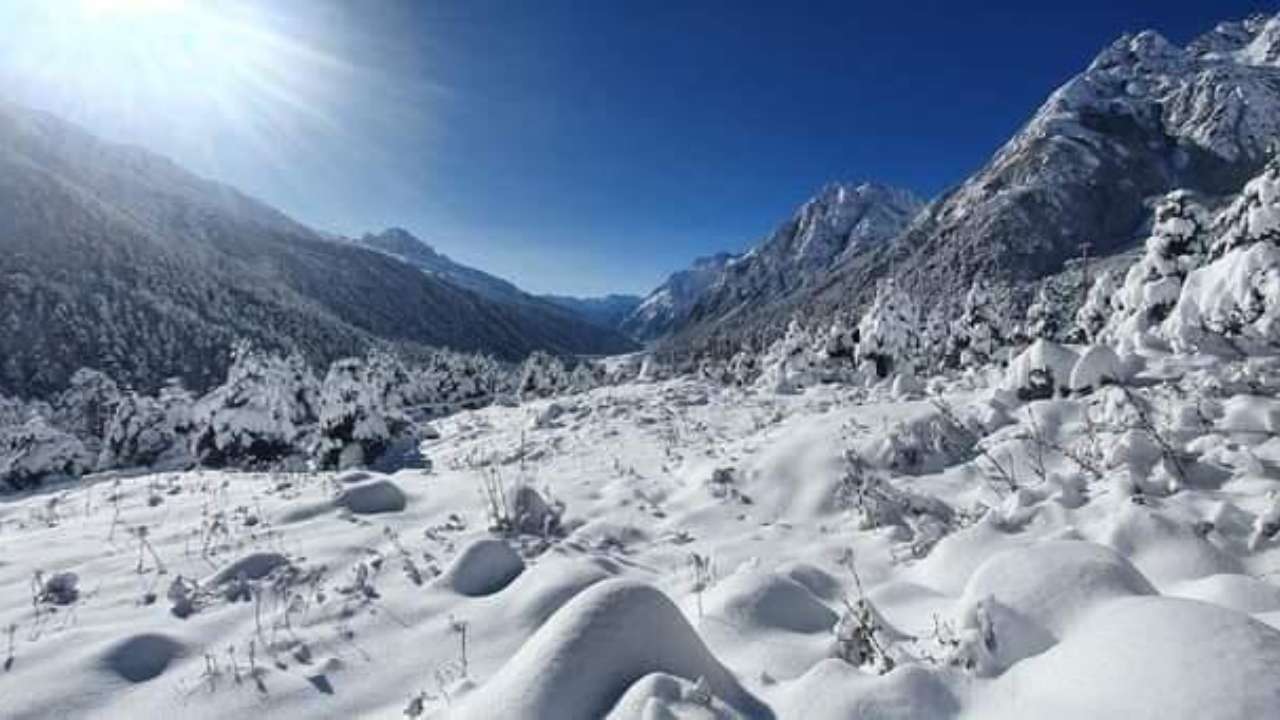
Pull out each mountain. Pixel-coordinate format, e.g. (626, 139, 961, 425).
(621, 252, 739, 342)
(355, 227, 529, 307)
(662, 12, 1280, 356)
(540, 294, 642, 331)
(0, 103, 635, 398)
(625, 181, 923, 343)
(355, 227, 641, 344)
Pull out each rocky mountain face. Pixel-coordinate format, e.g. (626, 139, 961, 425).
(625, 182, 922, 343)
(0, 104, 634, 398)
(656, 12, 1280, 357)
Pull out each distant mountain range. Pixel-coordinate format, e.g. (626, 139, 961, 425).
(0, 103, 634, 397)
(631, 12, 1280, 355)
(540, 294, 642, 331)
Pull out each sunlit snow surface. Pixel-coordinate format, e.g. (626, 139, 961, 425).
(4, 365, 1280, 718)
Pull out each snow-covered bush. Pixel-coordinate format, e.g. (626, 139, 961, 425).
(0, 417, 93, 491)
(99, 380, 195, 469)
(1106, 191, 1209, 349)
(314, 352, 411, 470)
(192, 343, 319, 468)
(1068, 345, 1126, 395)
(1003, 340, 1079, 400)
(857, 278, 921, 377)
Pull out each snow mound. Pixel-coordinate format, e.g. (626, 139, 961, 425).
(334, 478, 407, 514)
(206, 551, 290, 585)
(1169, 573, 1280, 614)
(703, 570, 837, 634)
(1219, 394, 1280, 435)
(1003, 340, 1079, 400)
(98, 633, 187, 683)
(334, 469, 377, 484)
(775, 660, 959, 720)
(779, 561, 843, 601)
(498, 553, 619, 630)
(979, 596, 1280, 719)
(606, 672, 742, 719)
(1068, 345, 1125, 394)
(960, 540, 1154, 638)
(1105, 504, 1243, 585)
(437, 538, 525, 597)
(451, 580, 769, 720)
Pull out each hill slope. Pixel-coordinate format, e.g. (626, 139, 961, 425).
(0, 104, 633, 397)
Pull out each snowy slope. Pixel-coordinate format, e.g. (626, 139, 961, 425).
(5, 354, 1280, 718)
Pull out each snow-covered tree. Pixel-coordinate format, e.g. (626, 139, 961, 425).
(99, 380, 195, 470)
(568, 360, 606, 394)
(0, 417, 93, 491)
(518, 351, 569, 400)
(1212, 158, 1280, 258)
(726, 351, 759, 386)
(857, 278, 921, 377)
(52, 368, 122, 447)
(949, 280, 1004, 368)
(823, 315, 859, 361)
(1074, 268, 1123, 343)
(1166, 164, 1280, 353)
(1023, 285, 1061, 342)
(192, 343, 319, 468)
(314, 352, 410, 470)
(1106, 191, 1209, 346)
(920, 305, 952, 372)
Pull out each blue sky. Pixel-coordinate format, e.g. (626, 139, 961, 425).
(0, 0, 1270, 295)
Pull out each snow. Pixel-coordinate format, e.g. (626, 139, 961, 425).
(3, 356, 1280, 718)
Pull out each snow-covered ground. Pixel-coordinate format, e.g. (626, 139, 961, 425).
(5, 353, 1280, 719)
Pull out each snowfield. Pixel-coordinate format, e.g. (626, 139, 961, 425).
(5, 357, 1280, 719)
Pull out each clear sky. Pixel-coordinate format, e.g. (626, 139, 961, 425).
(0, 0, 1270, 295)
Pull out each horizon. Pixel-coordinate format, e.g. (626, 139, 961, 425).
(0, 0, 1269, 296)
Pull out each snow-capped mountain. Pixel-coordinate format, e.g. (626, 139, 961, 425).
(624, 182, 922, 342)
(0, 103, 634, 397)
(836, 13, 1280, 313)
(659, 12, 1280, 357)
(620, 252, 739, 342)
